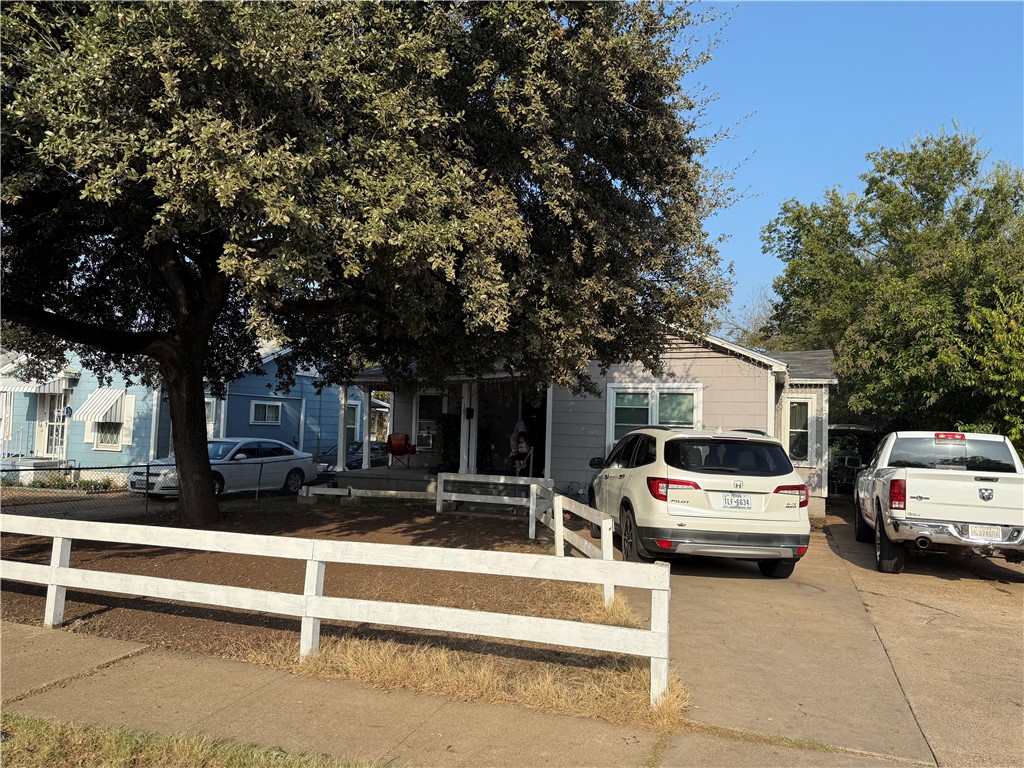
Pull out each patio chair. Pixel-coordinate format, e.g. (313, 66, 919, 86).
(386, 433, 416, 469)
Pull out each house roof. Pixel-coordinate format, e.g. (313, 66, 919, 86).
(769, 349, 837, 383)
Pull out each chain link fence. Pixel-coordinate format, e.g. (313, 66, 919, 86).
(1, 459, 310, 520)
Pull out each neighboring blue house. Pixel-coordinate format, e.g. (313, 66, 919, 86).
(0, 347, 382, 469)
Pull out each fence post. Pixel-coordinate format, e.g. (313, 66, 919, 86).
(435, 474, 445, 514)
(528, 484, 537, 540)
(649, 562, 671, 705)
(256, 460, 264, 500)
(43, 536, 72, 628)
(300, 558, 326, 657)
(601, 517, 615, 604)
(553, 495, 564, 557)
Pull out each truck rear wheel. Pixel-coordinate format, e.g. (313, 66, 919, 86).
(875, 511, 905, 574)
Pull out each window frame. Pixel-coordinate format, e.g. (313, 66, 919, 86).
(249, 400, 282, 426)
(786, 397, 814, 467)
(413, 392, 445, 451)
(93, 421, 123, 451)
(605, 383, 703, 451)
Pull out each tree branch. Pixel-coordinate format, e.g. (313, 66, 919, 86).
(0, 298, 164, 356)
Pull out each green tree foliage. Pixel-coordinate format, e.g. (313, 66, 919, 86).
(759, 131, 1024, 442)
(1, 2, 730, 524)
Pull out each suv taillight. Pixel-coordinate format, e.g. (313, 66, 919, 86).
(647, 477, 701, 501)
(773, 484, 808, 507)
(889, 478, 906, 510)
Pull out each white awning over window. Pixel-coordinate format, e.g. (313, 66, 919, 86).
(73, 388, 126, 422)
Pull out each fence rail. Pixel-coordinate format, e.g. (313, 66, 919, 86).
(0, 512, 672, 704)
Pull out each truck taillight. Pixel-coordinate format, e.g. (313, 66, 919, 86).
(889, 478, 906, 510)
(773, 484, 808, 507)
(647, 477, 701, 501)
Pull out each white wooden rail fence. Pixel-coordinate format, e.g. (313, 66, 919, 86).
(434, 472, 553, 515)
(0, 513, 672, 704)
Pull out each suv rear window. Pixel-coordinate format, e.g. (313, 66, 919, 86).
(888, 437, 1018, 473)
(665, 439, 794, 476)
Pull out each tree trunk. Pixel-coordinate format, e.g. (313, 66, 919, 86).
(160, 351, 222, 527)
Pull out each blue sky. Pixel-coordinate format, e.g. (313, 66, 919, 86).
(689, 1, 1024, 318)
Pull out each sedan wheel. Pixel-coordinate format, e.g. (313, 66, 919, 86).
(283, 469, 304, 494)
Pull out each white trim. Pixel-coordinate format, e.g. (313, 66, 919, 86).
(785, 396, 815, 467)
(149, 385, 161, 460)
(412, 391, 444, 452)
(605, 383, 704, 451)
(544, 384, 554, 480)
(204, 397, 217, 438)
(249, 400, 282, 425)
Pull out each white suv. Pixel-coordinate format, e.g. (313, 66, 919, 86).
(588, 427, 810, 578)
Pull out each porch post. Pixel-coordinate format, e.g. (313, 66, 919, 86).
(362, 385, 372, 469)
(338, 386, 348, 471)
(459, 382, 471, 474)
(469, 382, 480, 474)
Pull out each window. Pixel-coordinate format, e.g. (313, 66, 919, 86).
(250, 400, 282, 425)
(416, 394, 443, 450)
(345, 404, 358, 446)
(205, 398, 216, 438)
(95, 422, 121, 449)
(788, 401, 809, 462)
(608, 384, 701, 448)
(613, 393, 649, 441)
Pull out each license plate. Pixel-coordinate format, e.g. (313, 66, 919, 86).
(968, 525, 1001, 540)
(130, 481, 144, 490)
(722, 492, 752, 510)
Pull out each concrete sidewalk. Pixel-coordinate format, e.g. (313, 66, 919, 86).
(2, 620, 908, 767)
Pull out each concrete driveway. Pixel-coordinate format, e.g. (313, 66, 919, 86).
(651, 498, 1023, 766)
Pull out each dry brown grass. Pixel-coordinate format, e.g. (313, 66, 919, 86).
(246, 582, 689, 733)
(0, 712, 370, 768)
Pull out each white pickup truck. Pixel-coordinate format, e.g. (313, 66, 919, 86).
(853, 431, 1024, 573)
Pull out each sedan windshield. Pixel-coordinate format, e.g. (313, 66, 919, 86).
(207, 441, 238, 461)
(665, 439, 794, 476)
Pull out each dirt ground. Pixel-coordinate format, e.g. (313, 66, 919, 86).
(0, 499, 579, 661)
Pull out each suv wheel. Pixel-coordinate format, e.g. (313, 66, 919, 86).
(757, 559, 796, 579)
(587, 489, 601, 538)
(621, 507, 654, 564)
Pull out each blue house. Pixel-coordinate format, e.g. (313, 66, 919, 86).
(0, 347, 383, 470)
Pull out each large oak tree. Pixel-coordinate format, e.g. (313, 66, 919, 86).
(2, 2, 730, 525)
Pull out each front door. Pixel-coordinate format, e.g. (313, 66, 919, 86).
(38, 393, 68, 459)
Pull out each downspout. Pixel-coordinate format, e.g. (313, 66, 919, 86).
(298, 394, 306, 451)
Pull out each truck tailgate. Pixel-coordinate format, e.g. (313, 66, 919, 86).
(904, 470, 1024, 525)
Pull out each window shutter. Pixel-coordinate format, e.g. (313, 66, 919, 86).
(121, 395, 136, 446)
(84, 420, 94, 444)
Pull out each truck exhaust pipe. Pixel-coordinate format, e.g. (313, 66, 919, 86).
(915, 537, 931, 550)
